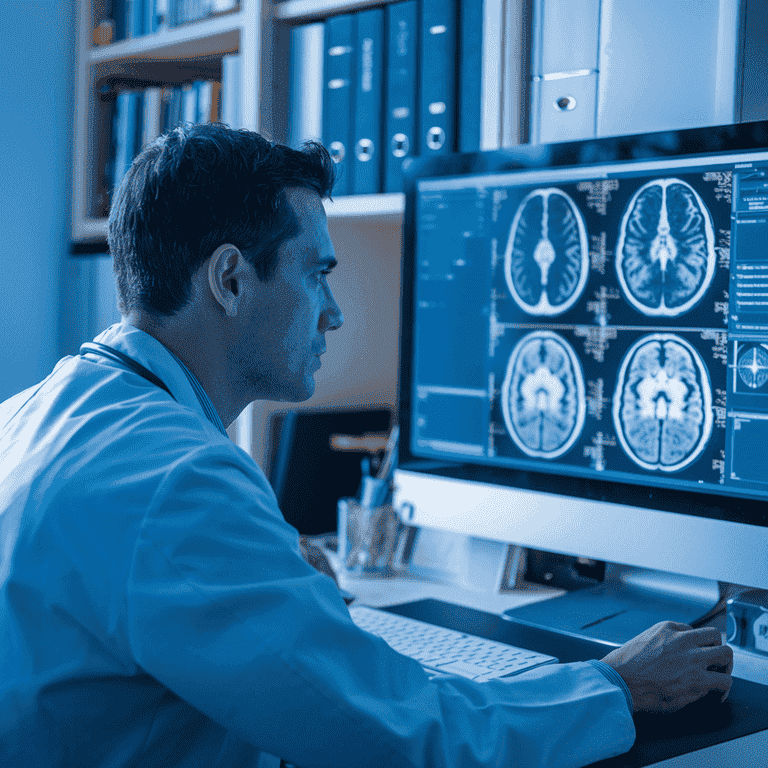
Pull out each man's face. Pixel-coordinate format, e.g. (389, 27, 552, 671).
(235, 187, 344, 402)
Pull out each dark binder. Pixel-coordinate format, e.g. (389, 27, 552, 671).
(384, 0, 417, 193)
(323, 13, 356, 196)
(459, 0, 483, 152)
(351, 8, 384, 195)
(419, 0, 458, 156)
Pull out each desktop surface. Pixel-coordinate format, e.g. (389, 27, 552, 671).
(384, 598, 768, 768)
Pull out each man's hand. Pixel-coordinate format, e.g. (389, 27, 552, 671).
(600, 621, 733, 713)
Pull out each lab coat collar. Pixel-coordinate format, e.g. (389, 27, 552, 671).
(91, 323, 226, 435)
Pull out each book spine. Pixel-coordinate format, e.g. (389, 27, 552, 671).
(210, 80, 222, 122)
(197, 80, 213, 123)
(221, 53, 241, 128)
(288, 23, 324, 148)
(419, 0, 458, 155)
(113, 90, 142, 191)
(155, 0, 169, 31)
(142, 86, 163, 145)
(181, 82, 197, 126)
(351, 8, 384, 195)
(322, 13, 356, 196)
(112, 0, 128, 41)
(384, 0, 417, 193)
(146, 0, 159, 34)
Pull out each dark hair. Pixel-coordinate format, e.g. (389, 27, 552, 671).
(108, 123, 336, 317)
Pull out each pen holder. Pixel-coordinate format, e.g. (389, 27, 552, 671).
(337, 496, 405, 578)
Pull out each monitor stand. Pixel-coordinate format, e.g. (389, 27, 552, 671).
(502, 565, 722, 645)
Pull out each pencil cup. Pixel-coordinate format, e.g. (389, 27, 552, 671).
(337, 497, 405, 578)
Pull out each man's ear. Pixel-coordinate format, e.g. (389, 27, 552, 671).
(208, 244, 247, 317)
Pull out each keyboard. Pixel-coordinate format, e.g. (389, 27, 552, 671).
(349, 605, 558, 683)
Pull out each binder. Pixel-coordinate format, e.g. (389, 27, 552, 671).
(384, 1, 417, 193)
(323, 13, 356, 196)
(459, 0, 503, 152)
(459, 0, 483, 152)
(419, 0, 458, 155)
(352, 8, 383, 195)
(288, 23, 324, 148)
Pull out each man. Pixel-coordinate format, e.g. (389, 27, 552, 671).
(0, 123, 733, 768)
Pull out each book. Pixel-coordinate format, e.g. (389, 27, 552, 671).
(181, 82, 197, 127)
(221, 53, 241, 128)
(419, 0, 458, 155)
(322, 13, 356, 195)
(113, 90, 144, 192)
(111, 0, 128, 41)
(288, 23, 324, 149)
(352, 8, 384, 194)
(127, 0, 145, 37)
(196, 80, 212, 123)
(142, 86, 163, 146)
(384, 0, 417, 193)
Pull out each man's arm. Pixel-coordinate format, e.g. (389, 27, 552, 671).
(126, 442, 635, 768)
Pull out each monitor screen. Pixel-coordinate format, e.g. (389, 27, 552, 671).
(395, 123, 768, 585)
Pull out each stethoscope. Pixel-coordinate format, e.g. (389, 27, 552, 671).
(79, 342, 177, 402)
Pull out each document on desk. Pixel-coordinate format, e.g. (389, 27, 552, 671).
(350, 605, 557, 683)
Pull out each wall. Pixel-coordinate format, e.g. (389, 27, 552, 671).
(0, 0, 76, 402)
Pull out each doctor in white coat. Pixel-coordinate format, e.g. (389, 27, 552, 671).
(0, 123, 733, 768)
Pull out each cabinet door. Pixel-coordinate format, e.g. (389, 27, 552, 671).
(597, 0, 739, 137)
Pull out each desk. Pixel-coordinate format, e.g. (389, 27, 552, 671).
(337, 567, 768, 768)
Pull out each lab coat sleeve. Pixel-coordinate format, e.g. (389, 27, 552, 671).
(126, 443, 635, 768)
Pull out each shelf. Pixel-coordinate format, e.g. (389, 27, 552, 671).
(89, 12, 241, 66)
(324, 193, 404, 220)
(72, 193, 406, 245)
(274, 0, 403, 23)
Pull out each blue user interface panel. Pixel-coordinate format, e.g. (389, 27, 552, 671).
(411, 151, 768, 500)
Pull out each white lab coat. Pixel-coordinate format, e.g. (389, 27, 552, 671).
(0, 323, 635, 768)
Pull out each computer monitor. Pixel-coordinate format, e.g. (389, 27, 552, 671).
(393, 121, 768, 593)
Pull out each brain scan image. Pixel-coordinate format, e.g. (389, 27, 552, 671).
(613, 334, 713, 472)
(615, 178, 716, 316)
(501, 331, 586, 459)
(737, 345, 768, 390)
(504, 188, 589, 316)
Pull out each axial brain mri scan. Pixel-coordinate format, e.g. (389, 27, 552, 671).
(613, 334, 713, 472)
(501, 330, 586, 459)
(504, 188, 589, 316)
(615, 178, 716, 317)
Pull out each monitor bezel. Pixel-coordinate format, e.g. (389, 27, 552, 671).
(398, 120, 768, 531)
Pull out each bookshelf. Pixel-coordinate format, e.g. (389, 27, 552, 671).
(72, 0, 528, 465)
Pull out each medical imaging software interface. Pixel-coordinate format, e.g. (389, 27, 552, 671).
(411, 151, 768, 500)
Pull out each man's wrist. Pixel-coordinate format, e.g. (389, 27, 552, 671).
(587, 659, 634, 714)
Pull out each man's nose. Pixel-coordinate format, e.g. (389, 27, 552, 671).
(322, 290, 344, 331)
